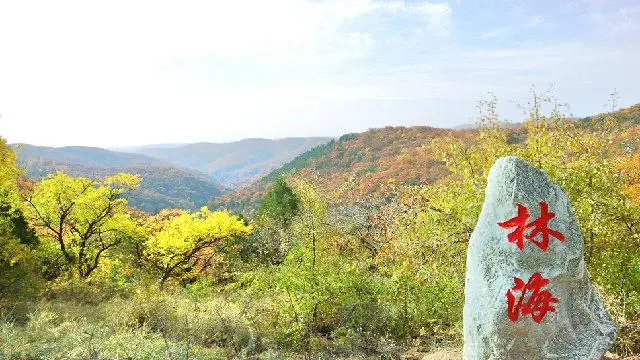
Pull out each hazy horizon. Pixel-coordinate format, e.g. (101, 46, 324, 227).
(1, 0, 639, 148)
(10, 136, 338, 150)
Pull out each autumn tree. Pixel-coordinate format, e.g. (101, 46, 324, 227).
(0, 137, 41, 298)
(143, 207, 251, 287)
(23, 171, 141, 278)
(620, 150, 640, 204)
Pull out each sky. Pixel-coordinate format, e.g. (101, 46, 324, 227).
(1, 0, 639, 148)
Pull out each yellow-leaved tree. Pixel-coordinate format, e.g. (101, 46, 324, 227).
(143, 207, 252, 287)
(23, 171, 141, 278)
(0, 137, 41, 298)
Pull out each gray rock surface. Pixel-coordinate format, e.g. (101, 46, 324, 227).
(463, 156, 617, 360)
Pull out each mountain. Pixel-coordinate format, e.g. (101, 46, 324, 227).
(12, 144, 225, 214)
(113, 143, 188, 152)
(211, 126, 467, 215)
(14, 144, 166, 167)
(127, 137, 333, 187)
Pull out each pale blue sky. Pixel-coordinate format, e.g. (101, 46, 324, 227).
(0, 0, 639, 147)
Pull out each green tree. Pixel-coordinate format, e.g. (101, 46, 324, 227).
(258, 176, 301, 229)
(143, 207, 252, 287)
(250, 176, 301, 264)
(23, 171, 141, 278)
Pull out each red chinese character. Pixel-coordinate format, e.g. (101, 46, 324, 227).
(497, 201, 565, 251)
(506, 272, 559, 323)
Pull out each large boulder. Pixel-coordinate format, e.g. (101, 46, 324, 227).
(463, 156, 617, 359)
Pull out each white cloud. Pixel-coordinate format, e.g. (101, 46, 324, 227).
(2, 1, 636, 148)
(413, 2, 453, 35)
(525, 15, 544, 27)
(480, 27, 509, 38)
(375, 1, 452, 35)
(0, 1, 453, 147)
(589, 4, 640, 33)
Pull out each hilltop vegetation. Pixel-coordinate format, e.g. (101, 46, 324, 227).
(584, 102, 640, 125)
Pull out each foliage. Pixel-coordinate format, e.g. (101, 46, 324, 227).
(244, 177, 302, 264)
(583, 102, 640, 126)
(0, 137, 42, 302)
(17, 154, 226, 214)
(23, 171, 142, 278)
(258, 176, 301, 230)
(0, 299, 228, 359)
(143, 207, 252, 286)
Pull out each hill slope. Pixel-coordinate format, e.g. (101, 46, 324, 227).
(212, 126, 465, 215)
(128, 137, 332, 187)
(12, 144, 225, 213)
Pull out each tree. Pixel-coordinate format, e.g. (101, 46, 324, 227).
(23, 171, 141, 278)
(143, 207, 252, 287)
(0, 137, 41, 298)
(258, 176, 301, 229)
(267, 179, 376, 352)
(248, 176, 302, 264)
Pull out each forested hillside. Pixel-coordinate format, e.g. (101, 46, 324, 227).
(130, 137, 332, 187)
(212, 126, 469, 215)
(13, 145, 225, 213)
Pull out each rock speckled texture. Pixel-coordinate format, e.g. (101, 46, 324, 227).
(463, 156, 616, 360)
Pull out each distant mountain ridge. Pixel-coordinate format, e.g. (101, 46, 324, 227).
(11, 137, 332, 213)
(13, 144, 166, 167)
(12, 144, 225, 213)
(584, 102, 640, 124)
(126, 137, 333, 187)
(452, 120, 523, 130)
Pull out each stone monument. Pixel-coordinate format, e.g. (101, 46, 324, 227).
(463, 156, 617, 359)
